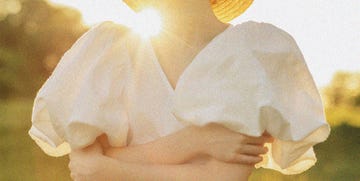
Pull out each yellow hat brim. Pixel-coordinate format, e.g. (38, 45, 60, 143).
(124, 0, 254, 22)
(211, 0, 254, 22)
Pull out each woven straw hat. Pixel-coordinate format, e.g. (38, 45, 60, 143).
(124, 0, 253, 22)
(211, 0, 253, 22)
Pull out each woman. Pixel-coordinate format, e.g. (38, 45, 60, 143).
(29, 0, 330, 180)
(68, 1, 273, 180)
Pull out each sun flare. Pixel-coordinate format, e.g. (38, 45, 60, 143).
(129, 9, 162, 38)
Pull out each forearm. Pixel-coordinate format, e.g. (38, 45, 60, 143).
(101, 156, 251, 181)
(104, 123, 272, 165)
(104, 159, 205, 181)
(105, 125, 205, 164)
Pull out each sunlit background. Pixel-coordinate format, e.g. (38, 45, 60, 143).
(0, 0, 359, 180)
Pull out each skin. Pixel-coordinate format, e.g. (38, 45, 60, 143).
(149, 0, 232, 90)
(69, 0, 274, 180)
(69, 124, 273, 181)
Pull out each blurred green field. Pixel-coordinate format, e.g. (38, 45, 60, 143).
(0, 99, 70, 181)
(0, 98, 359, 181)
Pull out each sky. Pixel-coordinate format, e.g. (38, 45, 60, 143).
(48, 0, 360, 88)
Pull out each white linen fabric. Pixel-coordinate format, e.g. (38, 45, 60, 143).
(29, 20, 330, 174)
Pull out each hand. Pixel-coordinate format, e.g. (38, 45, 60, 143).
(198, 123, 274, 165)
(68, 141, 116, 181)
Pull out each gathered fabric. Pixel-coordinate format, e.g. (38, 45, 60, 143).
(29, 20, 330, 174)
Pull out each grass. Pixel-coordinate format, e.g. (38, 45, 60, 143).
(0, 98, 359, 180)
(0, 98, 71, 181)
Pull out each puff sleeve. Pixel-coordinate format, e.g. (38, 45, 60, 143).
(171, 21, 330, 174)
(250, 22, 331, 174)
(28, 21, 131, 157)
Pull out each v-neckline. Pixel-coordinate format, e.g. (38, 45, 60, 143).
(148, 24, 233, 94)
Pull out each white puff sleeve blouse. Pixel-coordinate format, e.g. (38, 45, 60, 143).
(28, 21, 131, 156)
(28, 20, 330, 175)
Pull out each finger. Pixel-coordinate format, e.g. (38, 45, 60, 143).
(237, 145, 268, 155)
(97, 134, 110, 150)
(242, 135, 274, 145)
(261, 132, 275, 143)
(233, 154, 263, 165)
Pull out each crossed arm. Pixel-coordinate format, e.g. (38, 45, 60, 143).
(69, 123, 273, 181)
